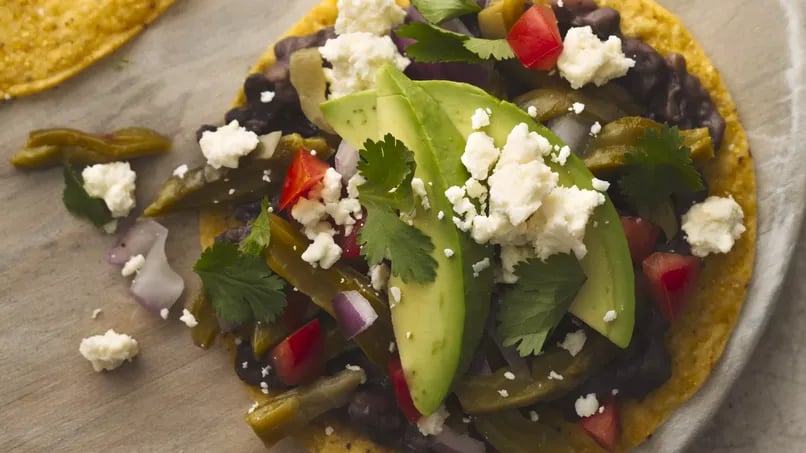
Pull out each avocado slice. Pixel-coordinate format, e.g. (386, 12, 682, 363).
(323, 66, 495, 416)
(323, 79, 635, 349)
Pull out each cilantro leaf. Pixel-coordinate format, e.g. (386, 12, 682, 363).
(411, 0, 481, 24)
(618, 125, 705, 209)
(194, 241, 286, 325)
(357, 134, 417, 211)
(498, 255, 587, 357)
(463, 38, 515, 60)
(359, 204, 437, 284)
(240, 198, 272, 256)
(397, 22, 482, 63)
(62, 164, 113, 227)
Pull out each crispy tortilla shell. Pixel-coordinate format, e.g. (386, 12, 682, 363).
(199, 0, 756, 450)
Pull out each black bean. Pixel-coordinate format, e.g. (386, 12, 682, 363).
(265, 63, 290, 84)
(224, 106, 253, 126)
(571, 7, 621, 39)
(347, 389, 405, 440)
(398, 425, 435, 453)
(195, 124, 218, 142)
(618, 39, 668, 103)
(243, 73, 275, 104)
(273, 28, 335, 61)
(234, 340, 284, 388)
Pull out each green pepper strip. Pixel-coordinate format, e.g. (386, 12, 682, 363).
(246, 369, 366, 447)
(455, 332, 617, 414)
(514, 87, 636, 124)
(144, 134, 331, 216)
(266, 214, 393, 367)
(187, 293, 220, 350)
(10, 127, 172, 169)
(473, 408, 599, 453)
(582, 117, 714, 176)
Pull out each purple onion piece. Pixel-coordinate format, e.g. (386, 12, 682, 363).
(335, 140, 359, 181)
(129, 222, 184, 314)
(332, 291, 379, 339)
(432, 426, 486, 453)
(108, 219, 167, 265)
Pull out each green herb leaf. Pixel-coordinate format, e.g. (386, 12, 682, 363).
(62, 164, 113, 227)
(463, 38, 515, 60)
(396, 22, 482, 63)
(411, 0, 481, 24)
(619, 125, 705, 209)
(359, 204, 437, 284)
(498, 255, 587, 357)
(240, 198, 272, 256)
(356, 134, 417, 211)
(194, 241, 286, 325)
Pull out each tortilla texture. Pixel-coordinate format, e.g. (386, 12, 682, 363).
(199, 0, 756, 450)
(0, 0, 175, 99)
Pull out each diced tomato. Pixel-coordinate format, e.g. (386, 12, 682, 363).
(388, 356, 422, 422)
(620, 216, 661, 264)
(506, 5, 564, 71)
(336, 217, 365, 260)
(579, 397, 619, 452)
(282, 292, 313, 331)
(270, 318, 325, 386)
(278, 148, 329, 211)
(642, 252, 702, 322)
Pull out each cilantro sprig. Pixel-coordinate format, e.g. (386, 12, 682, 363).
(62, 164, 113, 227)
(619, 125, 705, 209)
(194, 200, 286, 325)
(355, 134, 438, 284)
(498, 255, 587, 357)
(396, 22, 514, 64)
(411, 0, 481, 24)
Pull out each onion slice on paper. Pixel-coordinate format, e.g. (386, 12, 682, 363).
(332, 291, 379, 339)
(115, 220, 185, 314)
(432, 426, 486, 453)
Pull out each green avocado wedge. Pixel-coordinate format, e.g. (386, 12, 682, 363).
(322, 66, 634, 412)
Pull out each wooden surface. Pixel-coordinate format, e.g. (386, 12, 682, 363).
(0, 1, 803, 452)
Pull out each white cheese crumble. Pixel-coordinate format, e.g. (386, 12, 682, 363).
(488, 160, 557, 225)
(558, 26, 635, 89)
(444, 248, 455, 258)
(334, 0, 406, 36)
(527, 105, 538, 118)
(81, 162, 137, 218)
(325, 426, 335, 436)
(406, 331, 412, 339)
(411, 177, 431, 210)
(260, 90, 275, 103)
(499, 245, 532, 284)
(551, 145, 571, 166)
(248, 402, 259, 414)
(681, 195, 746, 257)
(471, 107, 491, 130)
(172, 164, 189, 178)
(160, 308, 169, 320)
(569, 102, 586, 114)
(548, 370, 564, 380)
(321, 168, 343, 204)
(603, 310, 618, 323)
(121, 254, 145, 277)
(319, 33, 410, 99)
(575, 393, 600, 418)
(591, 178, 610, 192)
(389, 286, 402, 303)
(472, 257, 491, 277)
(301, 232, 343, 269)
(503, 371, 516, 380)
(369, 263, 391, 292)
(498, 389, 510, 398)
(558, 329, 587, 357)
(461, 131, 500, 181)
(590, 121, 602, 136)
(528, 186, 605, 260)
(417, 405, 449, 436)
(180, 309, 199, 328)
(79, 329, 139, 372)
(529, 410, 540, 422)
(91, 308, 103, 320)
(198, 120, 260, 169)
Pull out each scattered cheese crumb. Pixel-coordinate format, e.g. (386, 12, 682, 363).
(437, 210, 445, 220)
(81, 162, 137, 218)
(121, 254, 145, 277)
(569, 102, 586, 114)
(228, 188, 236, 195)
(498, 389, 509, 398)
(160, 308, 169, 320)
(172, 164, 189, 178)
(529, 410, 540, 422)
(575, 393, 600, 418)
(603, 310, 618, 323)
(558, 329, 587, 357)
(248, 402, 259, 414)
(198, 120, 260, 169)
(558, 27, 635, 89)
(612, 389, 620, 396)
(325, 426, 335, 436)
(472, 257, 491, 277)
(503, 371, 516, 380)
(389, 342, 397, 353)
(471, 107, 491, 130)
(551, 145, 571, 166)
(180, 309, 199, 328)
(261, 365, 271, 377)
(411, 177, 431, 209)
(463, 417, 472, 423)
(548, 371, 564, 380)
(681, 195, 746, 257)
(590, 121, 602, 136)
(370, 263, 391, 292)
(79, 329, 139, 372)
(260, 90, 276, 103)
(242, 361, 248, 369)
(443, 248, 455, 258)
(417, 405, 449, 436)
(527, 105, 538, 117)
(91, 308, 103, 320)
(406, 331, 412, 339)
(390, 286, 402, 303)
(591, 178, 610, 192)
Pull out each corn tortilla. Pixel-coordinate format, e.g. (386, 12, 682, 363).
(199, 0, 756, 450)
(0, 0, 175, 99)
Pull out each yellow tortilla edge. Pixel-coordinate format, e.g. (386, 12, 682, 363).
(199, 0, 757, 450)
(2, 0, 176, 99)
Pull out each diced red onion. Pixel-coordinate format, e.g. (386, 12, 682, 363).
(546, 114, 593, 155)
(128, 221, 184, 314)
(335, 140, 359, 181)
(108, 219, 166, 265)
(332, 291, 378, 339)
(432, 426, 486, 453)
